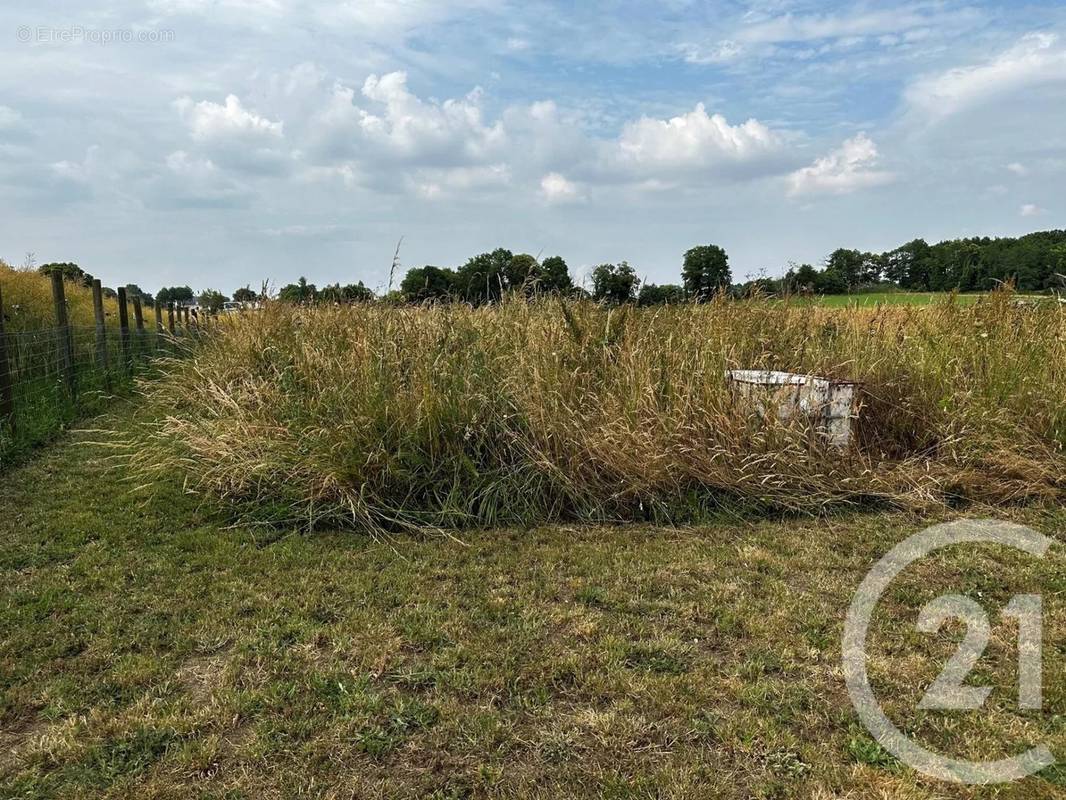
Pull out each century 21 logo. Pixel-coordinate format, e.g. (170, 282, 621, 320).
(843, 520, 1056, 785)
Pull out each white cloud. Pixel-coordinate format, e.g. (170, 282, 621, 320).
(311, 0, 499, 36)
(905, 33, 1066, 121)
(166, 149, 218, 178)
(0, 105, 22, 129)
(1020, 203, 1045, 217)
(156, 150, 251, 208)
(788, 133, 894, 196)
(173, 95, 291, 175)
(409, 163, 511, 199)
(539, 172, 583, 203)
(353, 72, 505, 164)
(614, 103, 785, 175)
(175, 94, 284, 142)
(1006, 162, 1029, 176)
(736, 7, 975, 44)
(679, 40, 743, 65)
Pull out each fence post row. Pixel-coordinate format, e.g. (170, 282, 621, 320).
(50, 271, 76, 397)
(0, 286, 15, 431)
(91, 279, 111, 393)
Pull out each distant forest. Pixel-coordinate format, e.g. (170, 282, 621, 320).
(773, 229, 1066, 296)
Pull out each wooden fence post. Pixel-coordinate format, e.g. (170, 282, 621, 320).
(167, 302, 175, 335)
(154, 299, 163, 338)
(132, 296, 145, 357)
(117, 287, 131, 369)
(51, 271, 76, 397)
(91, 279, 111, 392)
(0, 286, 15, 431)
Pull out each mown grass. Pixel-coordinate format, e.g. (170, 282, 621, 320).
(798, 292, 987, 308)
(128, 291, 1065, 534)
(0, 408, 1062, 798)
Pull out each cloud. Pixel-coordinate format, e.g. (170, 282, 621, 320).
(174, 94, 283, 142)
(173, 94, 290, 175)
(905, 33, 1066, 122)
(612, 103, 787, 177)
(0, 106, 22, 130)
(154, 150, 252, 208)
(539, 172, 583, 203)
(1006, 162, 1029, 177)
(735, 7, 976, 45)
(1019, 203, 1045, 217)
(678, 40, 743, 65)
(309, 72, 505, 170)
(408, 163, 511, 199)
(788, 133, 894, 196)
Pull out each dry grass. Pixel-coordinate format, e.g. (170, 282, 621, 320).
(0, 260, 157, 332)
(129, 291, 1066, 532)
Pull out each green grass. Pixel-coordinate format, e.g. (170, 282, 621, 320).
(1, 405, 1063, 798)
(796, 291, 987, 308)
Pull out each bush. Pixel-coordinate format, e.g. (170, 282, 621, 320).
(130, 291, 1066, 532)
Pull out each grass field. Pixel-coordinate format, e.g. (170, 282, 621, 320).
(1, 406, 1062, 798)
(800, 292, 987, 308)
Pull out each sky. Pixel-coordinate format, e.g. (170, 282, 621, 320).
(1, 0, 1065, 294)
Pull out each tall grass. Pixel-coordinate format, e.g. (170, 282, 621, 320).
(130, 291, 1065, 532)
(0, 260, 157, 331)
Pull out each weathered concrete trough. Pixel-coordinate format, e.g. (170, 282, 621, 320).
(726, 370, 861, 449)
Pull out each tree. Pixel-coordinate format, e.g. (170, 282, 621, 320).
(320, 282, 374, 303)
(156, 286, 194, 305)
(455, 248, 513, 304)
(39, 262, 92, 287)
(540, 256, 574, 294)
(277, 277, 318, 304)
(505, 254, 540, 293)
(400, 266, 457, 303)
(682, 245, 731, 301)
(637, 283, 685, 306)
(198, 289, 229, 312)
(125, 284, 154, 306)
(788, 263, 821, 294)
(591, 262, 639, 305)
(823, 249, 865, 292)
(232, 286, 257, 303)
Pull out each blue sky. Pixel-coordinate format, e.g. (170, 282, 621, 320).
(1, 0, 1065, 293)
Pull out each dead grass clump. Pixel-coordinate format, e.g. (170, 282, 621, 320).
(128, 290, 1065, 531)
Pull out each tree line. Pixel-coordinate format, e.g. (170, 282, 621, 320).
(32, 228, 1066, 313)
(771, 230, 1066, 296)
(397, 245, 731, 306)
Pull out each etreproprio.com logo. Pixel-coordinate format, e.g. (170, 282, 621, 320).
(843, 519, 1057, 784)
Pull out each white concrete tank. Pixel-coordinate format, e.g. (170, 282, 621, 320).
(726, 370, 860, 449)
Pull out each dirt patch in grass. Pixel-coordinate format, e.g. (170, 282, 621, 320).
(0, 718, 50, 773)
(175, 652, 229, 706)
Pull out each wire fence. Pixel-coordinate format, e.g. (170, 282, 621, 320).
(0, 276, 203, 466)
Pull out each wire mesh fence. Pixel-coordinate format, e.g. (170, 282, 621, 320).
(0, 310, 200, 466)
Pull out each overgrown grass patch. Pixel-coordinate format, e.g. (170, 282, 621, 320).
(126, 293, 1066, 534)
